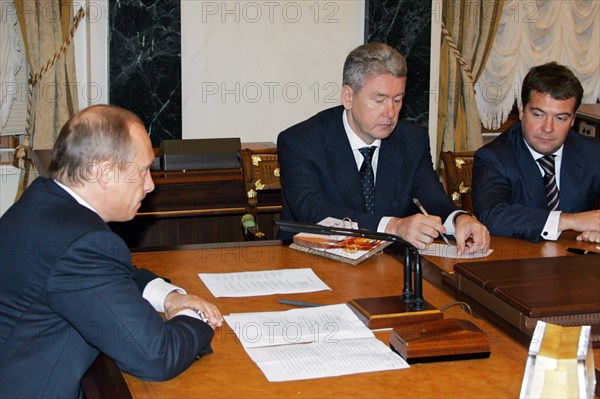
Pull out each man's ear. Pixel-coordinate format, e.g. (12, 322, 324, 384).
(341, 84, 354, 110)
(518, 101, 524, 121)
(96, 161, 117, 190)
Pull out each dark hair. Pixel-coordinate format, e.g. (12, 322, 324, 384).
(521, 62, 584, 111)
(343, 43, 407, 93)
(48, 105, 145, 185)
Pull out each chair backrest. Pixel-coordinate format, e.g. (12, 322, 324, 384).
(439, 151, 475, 212)
(239, 147, 281, 239)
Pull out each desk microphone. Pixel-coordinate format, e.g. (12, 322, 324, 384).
(276, 220, 425, 310)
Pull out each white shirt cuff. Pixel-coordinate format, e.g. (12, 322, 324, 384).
(175, 308, 204, 321)
(377, 217, 393, 233)
(142, 278, 187, 313)
(443, 210, 463, 236)
(541, 211, 562, 241)
(380, 213, 460, 236)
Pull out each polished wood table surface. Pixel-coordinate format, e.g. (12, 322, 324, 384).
(115, 236, 599, 399)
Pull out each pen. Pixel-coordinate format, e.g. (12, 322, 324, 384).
(279, 299, 324, 307)
(567, 247, 599, 255)
(412, 198, 451, 246)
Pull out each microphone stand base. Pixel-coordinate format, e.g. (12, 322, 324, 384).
(348, 296, 443, 330)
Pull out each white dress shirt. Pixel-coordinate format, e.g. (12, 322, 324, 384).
(523, 141, 564, 240)
(342, 111, 461, 235)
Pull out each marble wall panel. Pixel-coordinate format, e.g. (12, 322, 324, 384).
(109, 0, 181, 146)
(367, 0, 431, 127)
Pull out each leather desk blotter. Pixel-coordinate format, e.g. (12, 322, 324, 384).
(452, 255, 600, 345)
(389, 318, 491, 363)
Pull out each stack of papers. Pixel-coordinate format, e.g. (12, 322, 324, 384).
(224, 304, 409, 381)
(199, 268, 331, 298)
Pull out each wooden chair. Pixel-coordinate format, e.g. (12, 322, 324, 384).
(80, 354, 132, 399)
(239, 147, 281, 239)
(439, 151, 475, 213)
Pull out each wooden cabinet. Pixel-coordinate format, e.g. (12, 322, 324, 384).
(30, 146, 282, 249)
(576, 103, 600, 138)
(110, 145, 282, 249)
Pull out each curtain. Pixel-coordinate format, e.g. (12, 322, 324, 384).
(14, 0, 79, 151)
(0, 3, 24, 129)
(437, 0, 505, 155)
(476, 0, 600, 130)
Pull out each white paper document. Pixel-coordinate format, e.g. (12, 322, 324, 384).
(225, 304, 372, 348)
(198, 268, 331, 298)
(418, 243, 493, 259)
(224, 304, 409, 381)
(246, 337, 406, 382)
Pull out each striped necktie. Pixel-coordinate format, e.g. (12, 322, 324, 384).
(359, 146, 376, 214)
(537, 155, 559, 211)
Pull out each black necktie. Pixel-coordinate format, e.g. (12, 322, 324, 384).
(537, 155, 559, 211)
(359, 146, 376, 214)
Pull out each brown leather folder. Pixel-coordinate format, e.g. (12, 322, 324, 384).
(451, 256, 600, 345)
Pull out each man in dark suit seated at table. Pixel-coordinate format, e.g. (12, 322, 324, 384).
(277, 43, 489, 254)
(0, 105, 224, 398)
(473, 62, 600, 243)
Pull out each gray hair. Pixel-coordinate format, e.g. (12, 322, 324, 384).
(48, 105, 144, 185)
(343, 43, 407, 92)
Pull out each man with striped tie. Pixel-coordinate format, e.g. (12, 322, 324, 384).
(473, 62, 600, 243)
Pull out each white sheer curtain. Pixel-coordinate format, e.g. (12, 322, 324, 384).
(476, 0, 600, 130)
(0, 3, 24, 128)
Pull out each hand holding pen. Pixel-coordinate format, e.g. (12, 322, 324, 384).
(412, 198, 451, 246)
(383, 202, 449, 250)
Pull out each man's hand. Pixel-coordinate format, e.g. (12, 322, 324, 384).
(561, 211, 600, 243)
(454, 213, 490, 255)
(576, 231, 600, 243)
(164, 291, 224, 328)
(385, 214, 446, 249)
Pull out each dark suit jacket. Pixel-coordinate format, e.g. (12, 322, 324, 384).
(277, 106, 457, 235)
(0, 177, 214, 398)
(473, 121, 600, 241)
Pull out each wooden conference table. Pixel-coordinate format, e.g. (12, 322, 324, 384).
(91, 234, 598, 399)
